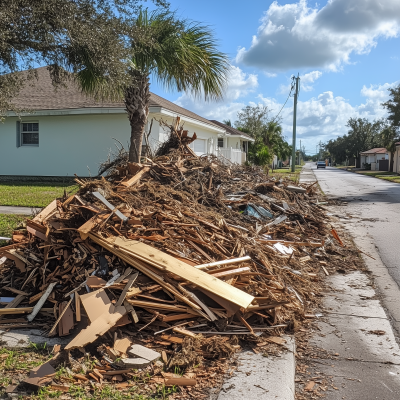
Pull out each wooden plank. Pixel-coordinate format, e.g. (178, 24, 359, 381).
(3, 287, 30, 296)
(115, 273, 138, 308)
(27, 282, 57, 322)
(127, 299, 197, 314)
(120, 167, 151, 188)
(48, 297, 73, 336)
(210, 267, 251, 278)
(0, 295, 25, 321)
(195, 256, 251, 270)
(0, 307, 53, 315)
(94, 235, 254, 309)
(78, 215, 101, 240)
(123, 299, 139, 323)
(27, 226, 47, 241)
(87, 238, 201, 311)
(162, 313, 194, 322)
(33, 200, 57, 223)
(75, 292, 81, 321)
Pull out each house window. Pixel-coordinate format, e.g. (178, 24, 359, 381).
(218, 138, 224, 148)
(21, 122, 39, 146)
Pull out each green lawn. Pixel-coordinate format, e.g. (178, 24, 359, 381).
(0, 182, 77, 208)
(355, 170, 400, 183)
(0, 214, 27, 240)
(269, 166, 301, 183)
(356, 171, 394, 177)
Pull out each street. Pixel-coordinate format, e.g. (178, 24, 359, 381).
(301, 163, 400, 399)
(310, 163, 400, 288)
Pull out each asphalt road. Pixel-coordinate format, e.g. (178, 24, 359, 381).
(308, 163, 400, 286)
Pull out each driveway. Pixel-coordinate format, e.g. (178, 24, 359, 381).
(305, 162, 400, 286)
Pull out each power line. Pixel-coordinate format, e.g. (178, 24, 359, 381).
(271, 79, 296, 123)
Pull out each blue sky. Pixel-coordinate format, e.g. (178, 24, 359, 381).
(149, 0, 400, 154)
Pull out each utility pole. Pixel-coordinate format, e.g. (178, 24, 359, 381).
(291, 74, 300, 172)
(318, 140, 323, 161)
(299, 139, 302, 165)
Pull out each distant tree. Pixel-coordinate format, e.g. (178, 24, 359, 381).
(0, 0, 168, 119)
(325, 117, 384, 166)
(222, 119, 232, 126)
(79, 9, 229, 162)
(235, 104, 269, 139)
(235, 104, 290, 167)
(380, 125, 398, 172)
(382, 84, 400, 131)
(263, 121, 282, 148)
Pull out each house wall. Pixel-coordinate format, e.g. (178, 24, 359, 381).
(0, 113, 131, 177)
(1, 112, 220, 177)
(394, 147, 400, 174)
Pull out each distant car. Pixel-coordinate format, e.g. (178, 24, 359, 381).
(317, 161, 326, 169)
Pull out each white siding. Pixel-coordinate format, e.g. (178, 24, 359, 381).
(0, 111, 221, 177)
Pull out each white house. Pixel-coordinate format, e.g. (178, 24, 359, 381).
(0, 67, 252, 178)
(360, 148, 389, 171)
(392, 142, 400, 174)
(209, 120, 255, 164)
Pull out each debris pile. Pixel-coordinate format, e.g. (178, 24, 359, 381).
(0, 119, 339, 398)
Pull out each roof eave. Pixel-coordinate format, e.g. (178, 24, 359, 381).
(157, 107, 225, 133)
(218, 132, 255, 142)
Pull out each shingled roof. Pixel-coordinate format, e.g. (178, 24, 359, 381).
(209, 120, 254, 141)
(360, 147, 388, 155)
(9, 67, 220, 129)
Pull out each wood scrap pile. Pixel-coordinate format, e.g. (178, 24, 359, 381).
(0, 119, 342, 398)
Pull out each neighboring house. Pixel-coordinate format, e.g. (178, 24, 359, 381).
(360, 148, 389, 171)
(208, 120, 255, 165)
(392, 142, 400, 174)
(0, 67, 229, 178)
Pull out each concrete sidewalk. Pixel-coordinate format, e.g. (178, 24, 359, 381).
(0, 205, 39, 215)
(215, 337, 295, 400)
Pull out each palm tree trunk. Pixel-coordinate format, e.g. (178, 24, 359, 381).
(124, 71, 150, 163)
(390, 151, 394, 172)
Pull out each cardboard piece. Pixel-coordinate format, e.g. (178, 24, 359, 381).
(65, 305, 126, 350)
(86, 276, 107, 288)
(59, 301, 74, 336)
(80, 289, 113, 323)
(23, 361, 55, 386)
(113, 338, 133, 354)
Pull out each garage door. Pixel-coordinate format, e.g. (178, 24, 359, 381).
(192, 139, 207, 155)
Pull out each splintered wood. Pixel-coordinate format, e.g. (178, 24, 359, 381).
(0, 119, 344, 396)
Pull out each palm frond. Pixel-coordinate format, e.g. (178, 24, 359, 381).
(131, 9, 229, 101)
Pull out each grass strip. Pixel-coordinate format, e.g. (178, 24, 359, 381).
(0, 182, 77, 208)
(0, 214, 27, 240)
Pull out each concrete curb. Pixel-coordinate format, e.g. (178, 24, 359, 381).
(0, 206, 39, 215)
(215, 336, 295, 400)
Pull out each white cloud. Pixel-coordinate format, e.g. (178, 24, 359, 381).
(236, 0, 400, 72)
(360, 82, 397, 100)
(256, 80, 398, 153)
(175, 66, 258, 122)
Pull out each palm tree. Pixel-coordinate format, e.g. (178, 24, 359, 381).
(262, 121, 282, 148)
(380, 126, 398, 172)
(78, 10, 229, 162)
